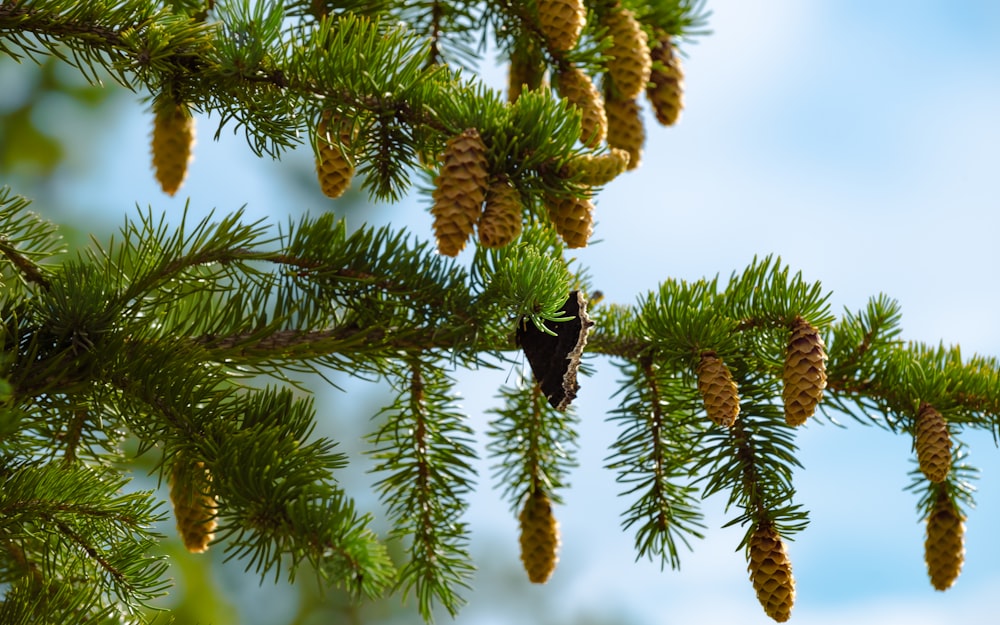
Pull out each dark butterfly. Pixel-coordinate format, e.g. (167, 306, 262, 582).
(515, 291, 594, 412)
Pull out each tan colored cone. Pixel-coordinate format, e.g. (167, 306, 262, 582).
(430, 128, 489, 256)
(556, 66, 608, 148)
(563, 148, 631, 186)
(925, 489, 965, 591)
(747, 524, 795, 623)
(696, 351, 740, 427)
(603, 5, 652, 100)
(605, 96, 644, 170)
(538, 0, 586, 52)
(646, 33, 684, 126)
(151, 100, 195, 196)
(519, 489, 560, 583)
(508, 44, 547, 102)
(169, 455, 217, 553)
(545, 191, 594, 248)
(479, 180, 523, 248)
(782, 316, 827, 426)
(915, 403, 951, 483)
(315, 110, 355, 199)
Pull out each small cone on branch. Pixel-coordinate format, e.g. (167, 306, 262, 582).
(431, 128, 489, 256)
(696, 351, 740, 427)
(169, 454, 217, 553)
(556, 66, 608, 148)
(478, 180, 523, 248)
(545, 191, 594, 248)
(925, 489, 965, 591)
(747, 523, 796, 623)
(508, 44, 547, 102)
(915, 403, 952, 483)
(605, 95, 644, 170)
(537, 0, 586, 52)
(563, 148, 631, 186)
(151, 99, 195, 196)
(603, 5, 652, 100)
(519, 489, 560, 584)
(646, 32, 684, 126)
(315, 110, 355, 199)
(782, 316, 827, 426)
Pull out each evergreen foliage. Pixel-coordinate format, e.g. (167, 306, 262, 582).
(1, 1, 998, 623)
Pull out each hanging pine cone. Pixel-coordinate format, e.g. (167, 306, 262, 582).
(696, 351, 740, 427)
(545, 191, 594, 248)
(605, 95, 644, 170)
(537, 0, 586, 52)
(315, 110, 355, 199)
(563, 148, 631, 186)
(431, 128, 489, 256)
(782, 316, 827, 426)
(169, 454, 217, 553)
(924, 489, 965, 591)
(556, 66, 608, 148)
(151, 99, 195, 196)
(603, 5, 652, 100)
(508, 44, 547, 103)
(747, 523, 796, 623)
(479, 180, 523, 248)
(915, 403, 952, 483)
(646, 32, 684, 126)
(518, 489, 560, 584)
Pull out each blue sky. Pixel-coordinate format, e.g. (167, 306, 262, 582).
(15, 1, 1000, 623)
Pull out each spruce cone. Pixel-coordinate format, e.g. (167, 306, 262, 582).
(519, 489, 560, 584)
(479, 180, 523, 248)
(696, 351, 740, 427)
(925, 489, 965, 591)
(431, 128, 489, 256)
(315, 111, 355, 199)
(545, 191, 594, 248)
(647, 33, 684, 126)
(169, 455, 217, 553)
(782, 316, 827, 426)
(151, 100, 195, 196)
(537, 0, 586, 52)
(563, 148, 631, 186)
(604, 5, 652, 100)
(556, 66, 608, 148)
(605, 96, 644, 170)
(747, 524, 795, 623)
(508, 44, 547, 102)
(915, 403, 951, 483)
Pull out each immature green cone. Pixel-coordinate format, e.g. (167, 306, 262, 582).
(646, 33, 684, 126)
(151, 100, 195, 196)
(915, 403, 951, 483)
(603, 5, 652, 100)
(556, 66, 608, 148)
(315, 111, 355, 199)
(925, 489, 965, 591)
(782, 316, 827, 426)
(563, 148, 631, 186)
(747, 524, 795, 623)
(169, 455, 217, 553)
(431, 128, 489, 256)
(519, 489, 560, 584)
(696, 351, 740, 427)
(605, 96, 644, 170)
(545, 191, 594, 248)
(537, 0, 586, 52)
(479, 180, 523, 248)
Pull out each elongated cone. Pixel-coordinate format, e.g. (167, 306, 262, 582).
(519, 489, 560, 583)
(696, 351, 740, 427)
(545, 191, 594, 248)
(915, 403, 951, 482)
(563, 148, 631, 186)
(925, 489, 965, 590)
(508, 44, 547, 102)
(431, 128, 489, 256)
(556, 66, 608, 148)
(604, 5, 652, 100)
(169, 455, 217, 553)
(538, 0, 586, 52)
(782, 316, 827, 426)
(647, 33, 684, 126)
(479, 180, 523, 248)
(605, 95, 644, 170)
(151, 100, 195, 196)
(315, 111, 355, 199)
(747, 523, 795, 623)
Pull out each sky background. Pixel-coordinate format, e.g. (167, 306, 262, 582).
(6, 1, 1000, 623)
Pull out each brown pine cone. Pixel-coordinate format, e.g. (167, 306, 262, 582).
(747, 523, 795, 622)
(782, 316, 827, 426)
(696, 351, 740, 427)
(646, 32, 684, 126)
(479, 180, 523, 248)
(169, 454, 217, 553)
(556, 66, 608, 148)
(519, 489, 560, 583)
(562, 148, 631, 186)
(603, 5, 652, 100)
(545, 191, 594, 248)
(151, 100, 195, 196)
(315, 110, 355, 199)
(915, 403, 951, 483)
(537, 0, 586, 52)
(605, 95, 644, 170)
(430, 128, 489, 256)
(924, 489, 965, 591)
